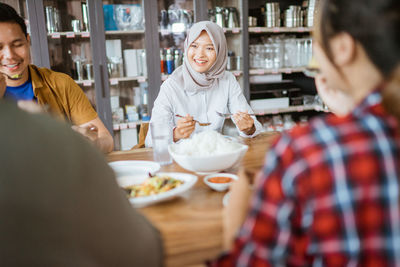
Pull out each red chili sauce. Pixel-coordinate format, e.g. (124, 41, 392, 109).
(208, 176, 232, 184)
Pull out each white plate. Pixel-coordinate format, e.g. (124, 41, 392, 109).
(119, 172, 198, 208)
(108, 160, 161, 179)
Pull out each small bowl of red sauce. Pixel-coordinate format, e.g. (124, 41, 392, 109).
(203, 173, 238, 191)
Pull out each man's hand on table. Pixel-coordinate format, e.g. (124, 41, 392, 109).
(73, 117, 114, 153)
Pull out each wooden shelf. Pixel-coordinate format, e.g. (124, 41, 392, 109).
(249, 27, 312, 33)
(249, 68, 306, 75)
(223, 27, 241, 34)
(253, 104, 327, 115)
(48, 31, 91, 38)
(113, 121, 143, 131)
(110, 76, 147, 83)
(161, 71, 242, 81)
(105, 30, 145, 35)
(75, 76, 146, 86)
(159, 27, 241, 35)
(47, 30, 145, 38)
(75, 79, 94, 86)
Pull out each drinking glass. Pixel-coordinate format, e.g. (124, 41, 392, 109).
(150, 121, 173, 165)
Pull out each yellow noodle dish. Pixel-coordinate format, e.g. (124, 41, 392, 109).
(124, 175, 184, 198)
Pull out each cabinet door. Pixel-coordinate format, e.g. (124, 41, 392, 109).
(25, 0, 113, 134)
(158, 0, 193, 82)
(101, 0, 148, 150)
(41, 0, 96, 105)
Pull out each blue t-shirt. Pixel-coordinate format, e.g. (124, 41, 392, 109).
(5, 78, 34, 101)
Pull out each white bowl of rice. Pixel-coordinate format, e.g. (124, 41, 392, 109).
(168, 130, 248, 173)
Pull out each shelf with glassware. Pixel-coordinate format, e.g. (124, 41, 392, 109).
(247, 1, 316, 73)
(206, 3, 244, 85)
(158, 0, 194, 81)
(102, 2, 150, 150)
(252, 94, 328, 133)
(246, 1, 319, 124)
(248, 26, 312, 33)
(44, 1, 93, 79)
(248, 36, 312, 78)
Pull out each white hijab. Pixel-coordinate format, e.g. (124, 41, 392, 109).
(170, 21, 228, 92)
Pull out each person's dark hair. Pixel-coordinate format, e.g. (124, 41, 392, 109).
(318, 0, 400, 119)
(0, 3, 28, 37)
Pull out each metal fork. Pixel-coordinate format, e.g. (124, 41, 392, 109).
(175, 114, 211, 126)
(216, 111, 256, 118)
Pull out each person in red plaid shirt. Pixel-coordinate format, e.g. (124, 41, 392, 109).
(212, 0, 400, 266)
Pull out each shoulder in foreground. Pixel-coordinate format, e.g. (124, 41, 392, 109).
(287, 113, 342, 138)
(283, 112, 359, 149)
(269, 114, 332, 157)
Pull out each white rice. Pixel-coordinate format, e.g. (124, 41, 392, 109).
(172, 130, 242, 156)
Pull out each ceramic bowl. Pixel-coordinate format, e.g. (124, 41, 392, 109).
(203, 173, 238, 192)
(168, 143, 248, 174)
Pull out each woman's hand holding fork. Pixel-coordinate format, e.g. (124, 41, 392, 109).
(173, 114, 196, 142)
(232, 111, 256, 135)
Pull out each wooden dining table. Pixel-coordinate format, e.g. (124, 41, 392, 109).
(107, 132, 279, 267)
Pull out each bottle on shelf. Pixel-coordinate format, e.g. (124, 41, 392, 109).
(227, 51, 236, 71)
(140, 84, 150, 121)
(160, 49, 166, 74)
(166, 48, 174, 75)
(140, 49, 147, 77)
(174, 49, 182, 69)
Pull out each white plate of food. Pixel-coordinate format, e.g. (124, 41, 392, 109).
(118, 172, 198, 208)
(108, 160, 161, 179)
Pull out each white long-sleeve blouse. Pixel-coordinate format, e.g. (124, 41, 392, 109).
(145, 71, 263, 147)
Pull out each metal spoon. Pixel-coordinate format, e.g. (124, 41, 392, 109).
(216, 111, 256, 118)
(175, 114, 211, 126)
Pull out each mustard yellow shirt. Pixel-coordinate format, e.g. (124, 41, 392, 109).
(30, 65, 98, 125)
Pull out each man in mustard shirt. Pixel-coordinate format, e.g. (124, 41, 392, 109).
(0, 3, 113, 153)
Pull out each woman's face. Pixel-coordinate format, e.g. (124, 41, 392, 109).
(313, 39, 355, 115)
(313, 41, 346, 93)
(187, 31, 217, 73)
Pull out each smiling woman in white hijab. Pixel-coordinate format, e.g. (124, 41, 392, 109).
(145, 21, 262, 147)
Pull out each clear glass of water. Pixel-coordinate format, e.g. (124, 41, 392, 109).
(150, 121, 173, 165)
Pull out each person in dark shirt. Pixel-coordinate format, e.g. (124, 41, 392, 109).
(0, 99, 163, 266)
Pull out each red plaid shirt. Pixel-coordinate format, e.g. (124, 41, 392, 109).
(212, 91, 400, 267)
